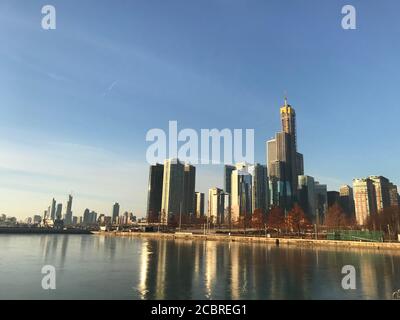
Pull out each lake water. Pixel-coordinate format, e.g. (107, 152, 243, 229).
(0, 234, 399, 300)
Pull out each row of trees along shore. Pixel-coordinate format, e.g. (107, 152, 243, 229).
(150, 203, 400, 239)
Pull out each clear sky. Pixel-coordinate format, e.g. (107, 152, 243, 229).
(1, 0, 400, 220)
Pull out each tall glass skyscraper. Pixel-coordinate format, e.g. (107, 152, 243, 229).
(224, 165, 236, 194)
(231, 167, 252, 223)
(64, 194, 73, 225)
(112, 202, 120, 223)
(298, 175, 316, 222)
(182, 164, 196, 215)
(146, 163, 164, 222)
(195, 192, 205, 218)
(50, 198, 56, 221)
(248, 164, 268, 215)
(267, 98, 304, 212)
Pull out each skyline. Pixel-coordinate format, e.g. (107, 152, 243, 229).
(2, 0, 400, 219)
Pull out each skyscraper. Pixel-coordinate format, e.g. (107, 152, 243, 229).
(223, 192, 231, 225)
(112, 202, 120, 223)
(83, 208, 91, 225)
(64, 194, 73, 225)
(182, 164, 196, 215)
(82, 210, 97, 224)
(327, 191, 341, 207)
(281, 97, 296, 144)
(353, 178, 377, 225)
(267, 133, 293, 211)
(50, 198, 56, 220)
(314, 182, 328, 225)
(280, 98, 304, 181)
(161, 158, 185, 225)
(339, 185, 355, 217)
(353, 176, 397, 225)
(55, 203, 63, 220)
(195, 192, 205, 218)
(90, 211, 97, 224)
(388, 183, 399, 207)
(224, 165, 236, 194)
(146, 163, 164, 222)
(369, 176, 390, 212)
(298, 175, 316, 222)
(231, 167, 252, 223)
(208, 187, 225, 224)
(248, 164, 268, 214)
(267, 98, 304, 212)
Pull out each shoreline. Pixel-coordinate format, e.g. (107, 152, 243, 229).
(94, 231, 400, 251)
(0, 227, 92, 235)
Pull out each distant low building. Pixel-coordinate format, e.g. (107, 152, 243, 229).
(33, 215, 42, 224)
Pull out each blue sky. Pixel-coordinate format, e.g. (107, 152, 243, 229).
(1, 0, 400, 219)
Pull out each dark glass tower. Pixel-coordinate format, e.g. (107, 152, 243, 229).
(64, 194, 73, 225)
(182, 164, 196, 215)
(50, 198, 56, 220)
(267, 98, 304, 212)
(224, 165, 236, 194)
(146, 163, 164, 222)
(112, 202, 120, 223)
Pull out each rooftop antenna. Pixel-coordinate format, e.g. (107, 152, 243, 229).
(284, 90, 288, 106)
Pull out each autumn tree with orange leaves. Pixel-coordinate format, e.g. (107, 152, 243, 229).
(267, 206, 285, 234)
(287, 204, 309, 236)
(324, 203, 348, 228)
(251, 208, 265, 232)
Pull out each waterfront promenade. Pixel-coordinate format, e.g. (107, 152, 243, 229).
(94, 231, 400, 251)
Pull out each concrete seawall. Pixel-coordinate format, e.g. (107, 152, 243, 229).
(94, 231, 400, 251)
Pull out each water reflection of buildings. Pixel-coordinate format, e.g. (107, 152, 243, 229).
(137, 239, 197, 299)
(39, 235, 69, 268)
(358, 252, 398, 299)
(204, 241, 217, 299)
(136, 239, 400, 300)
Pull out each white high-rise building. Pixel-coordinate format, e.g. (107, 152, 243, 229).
(353, 178, 377, 226)
(208, 188, 225, 224)
(161, 158, 185, 225)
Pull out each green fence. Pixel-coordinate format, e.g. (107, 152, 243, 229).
(327, 230, 384, 242)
